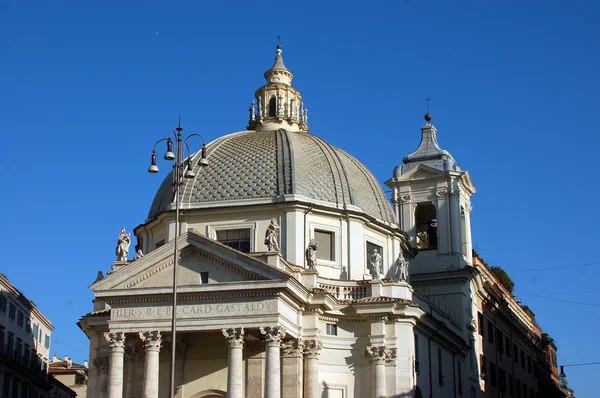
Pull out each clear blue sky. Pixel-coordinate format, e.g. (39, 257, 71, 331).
(1, 0, 598, 395)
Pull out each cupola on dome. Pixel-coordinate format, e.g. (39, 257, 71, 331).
(148, 45, 396, 225)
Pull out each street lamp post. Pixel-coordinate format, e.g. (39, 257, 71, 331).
(148, 120, 209, 398)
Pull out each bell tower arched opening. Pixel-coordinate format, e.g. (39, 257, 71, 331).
(415, 202, 438, 250)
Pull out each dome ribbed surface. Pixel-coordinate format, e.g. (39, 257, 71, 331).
(148, 130, 396, 224)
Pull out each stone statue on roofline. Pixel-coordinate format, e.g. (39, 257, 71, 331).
(264, 217, 280, 252)
(134, 249, 144, 260)
(306, 239, 319, 270)
(368, 248, 382, 281)
(115, 228, 131, 262)
(395, 251, 409, 282)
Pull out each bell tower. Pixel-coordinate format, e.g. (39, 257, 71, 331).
(386, 112, 476, 273)
(247, 44, 309, 132)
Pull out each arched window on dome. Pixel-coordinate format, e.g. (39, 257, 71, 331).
(415, 202, 437, 250)
(268, 95, 277, 117)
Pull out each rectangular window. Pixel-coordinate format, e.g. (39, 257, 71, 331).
(8, 303, 16, 320)
(15, 338, 22, 362)
(497, 328, 504, 354)
(325, 323, 337, 336)
(506, 336, 511, 358)
(32, 324, 39, 342)
(200, 272, 209, 284)
(521, 349, 525, 369)
(529, 388, 534, 398)
(17, 311, 24, 328)
(487, 320, 494, 344)
(44, 334, 50, 349)
(414, 333, 420, 374)
(0, 294, 6, 313)
(516, 379, 521, 398)
(527, 355, 532, 374)
(509, 374, 514, 396)
(216, 229, 251, 253)
(438, 347, 444, 386)
(480, 354, 487, 378)
(478, 312, 484, 337)
(499, 368, 506, 393)
(490, 361, 497, 387)
(514, 343, 519, 364)
(315, 230, 335, 261)
(522, 384, 528, 398)
(25, 318, 31, 334)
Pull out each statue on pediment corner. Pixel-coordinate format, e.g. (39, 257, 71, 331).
(116, 228, 131, 262)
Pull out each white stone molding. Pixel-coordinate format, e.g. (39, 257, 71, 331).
(139, 331, 161, 398)
(222, 328, 245, 398)
(281, 339, 305, 398)
(104, 332, 126, 398)
(399, 195, 412, 204)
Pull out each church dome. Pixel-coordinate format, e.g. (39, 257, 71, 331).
(148, 129, 397, 224)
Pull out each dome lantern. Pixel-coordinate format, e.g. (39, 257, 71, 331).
(248, 44, 309, 132)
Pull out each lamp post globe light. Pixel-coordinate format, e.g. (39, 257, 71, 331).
(148, 120, 209, 398)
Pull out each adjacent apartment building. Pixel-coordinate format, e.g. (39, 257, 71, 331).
(0, 273, 54, 397)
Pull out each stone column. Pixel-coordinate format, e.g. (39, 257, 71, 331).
(93, 356, 109, 398)
(365, 346, 387, 398)
(222, 327, 245, 398)
(139, 331, 162, 398)
(260, 326, 286, 398)
(281, 339, 304, 398)
(303, 339, 322, 398)
(104, 332, 126, 398)
(385, 348, 398, 398)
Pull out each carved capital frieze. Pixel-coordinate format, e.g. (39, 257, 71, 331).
(93, 356, 109, 375)
(364, 345, 387, 365)
(303, 339, 323, 359)
(399, 194, 412, 204)
(260, 326, 286, 347)
(104, 332, 126, 350)
(222, 327, 244, 349)
(139, 331, 162, 351)
(436, 189, 448, 198)
(385, 348, 397, 364)
(281, 338, 304, 358)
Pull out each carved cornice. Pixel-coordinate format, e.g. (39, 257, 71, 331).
(139, 331, 162, 351)
(104, 332, 126, 350)
(222, 327, 244, 349)
(260, 326, 286, 347)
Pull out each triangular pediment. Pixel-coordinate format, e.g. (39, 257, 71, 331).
(91, 230, 291, 292)
(397, 164, 445, 180)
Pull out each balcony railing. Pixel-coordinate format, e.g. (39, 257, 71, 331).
(317, 278, 371, 301)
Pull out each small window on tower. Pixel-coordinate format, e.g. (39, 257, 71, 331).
(269, 96, 277, 116)
(415, 202, 437, 250)
(325, 324, 337, 335)
(216, 229, 251, 253)
(200, 272, 209, 284)
(314, 230, 335, 261)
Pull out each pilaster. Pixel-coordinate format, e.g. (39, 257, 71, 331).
(303, 339, 322, 398)
(281, 339, 304, 398)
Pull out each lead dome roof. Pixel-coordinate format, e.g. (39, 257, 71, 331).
(148, 129, 397, 224)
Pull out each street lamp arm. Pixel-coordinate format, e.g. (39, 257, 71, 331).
(183, 133, 208, 146)
(151, 137, 170, 152)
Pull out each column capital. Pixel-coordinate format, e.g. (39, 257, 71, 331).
(260, 326, 286, 347)
(93, 356, 109, 375)
(139, 331, 162, 351)
(104, 332, 126, 350)
(364, 345, 388, 365)
(222, 327, 245, 349)
(303, 339, 323, 359)
(281, 338, 304, 358)
(385, 348, 397, 364)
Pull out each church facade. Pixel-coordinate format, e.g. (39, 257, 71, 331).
(78, 45, 563, 398)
